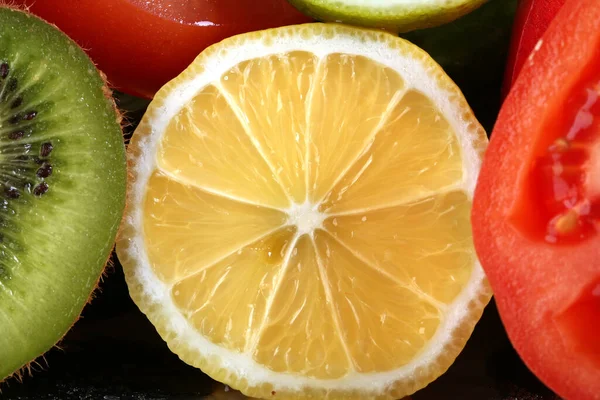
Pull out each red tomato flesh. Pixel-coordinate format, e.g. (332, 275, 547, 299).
(503, 0, 565, 94)
(473, 0, 600, 399)
(15, 0, 311, 98)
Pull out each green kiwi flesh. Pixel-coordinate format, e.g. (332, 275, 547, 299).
(0, 6, 126, 380)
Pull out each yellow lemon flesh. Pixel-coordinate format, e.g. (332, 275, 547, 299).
(117, 24, 491, 400)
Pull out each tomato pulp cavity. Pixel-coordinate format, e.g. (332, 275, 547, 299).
(472, 0, 600, 398)
(15, 0, 311, 98)
(511, 67, 600, 244)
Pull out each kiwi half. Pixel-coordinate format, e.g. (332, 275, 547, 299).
(0, 6, 126, 380)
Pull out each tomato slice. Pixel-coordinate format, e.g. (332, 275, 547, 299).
(14, 0, 311, 98)
(503, 0, 565, 94)
(472, 1, 600, 398)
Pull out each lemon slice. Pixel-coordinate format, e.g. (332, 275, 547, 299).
(286, 0, 487, 33)
(117, 23, 491, 400)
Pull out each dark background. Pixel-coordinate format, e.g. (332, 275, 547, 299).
(0, 1, 563, 399)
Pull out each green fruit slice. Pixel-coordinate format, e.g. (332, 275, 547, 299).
(286, 0, 487, 33)
(0, 6, 126, 380)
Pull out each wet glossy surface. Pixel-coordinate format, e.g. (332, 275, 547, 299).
(0, 1, 544, 397)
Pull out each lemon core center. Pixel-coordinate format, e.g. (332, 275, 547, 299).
(287, 201, 326, 235)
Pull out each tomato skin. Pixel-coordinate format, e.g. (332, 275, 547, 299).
(503, 0, 565, 95)
(13, 0, 311, 98)
(473, 1, 600, 399)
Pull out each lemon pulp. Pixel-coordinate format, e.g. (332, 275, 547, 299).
(142, 50, 475, 378)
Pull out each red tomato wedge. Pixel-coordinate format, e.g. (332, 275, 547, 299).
(14, 0, 311, 98)
(503, 0, 565, 94)
(472, 0, 600, 399)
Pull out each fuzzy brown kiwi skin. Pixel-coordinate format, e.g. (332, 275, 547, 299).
(0, 3, 127, 385)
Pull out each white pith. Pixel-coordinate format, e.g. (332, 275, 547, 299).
(287, 202, 326, 235)
(120, 27, 488, 396)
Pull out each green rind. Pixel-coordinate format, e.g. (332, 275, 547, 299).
(286, 0, 488, 33)
(0, 7, 126, 380)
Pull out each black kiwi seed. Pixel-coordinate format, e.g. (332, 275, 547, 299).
(23, 111, 37, 120)
(33, 182, 49, 196)
(0, 62, 7, 79)
(36, 163, 52, 178)
(10, 96, 22, 109)
(5, 187, 19, 199)
(8, 130, 24, 140)
(40, 142, 53, 157)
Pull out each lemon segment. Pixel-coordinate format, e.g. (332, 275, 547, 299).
(171, 227, 297, 353)
(320, 90, 463, 214)
(306, 54, 406, 203)
(322, 191, 475, 304)
(314, 230, 442, 371)
(253, 235, 352, 379)
(219, 52, 318, 204)
(143, 172, 288, 282)
(158, 85, 291, 209)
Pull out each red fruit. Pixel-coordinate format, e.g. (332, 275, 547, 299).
(14, 0, 311, 98)
(473, 1, 600, 399)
